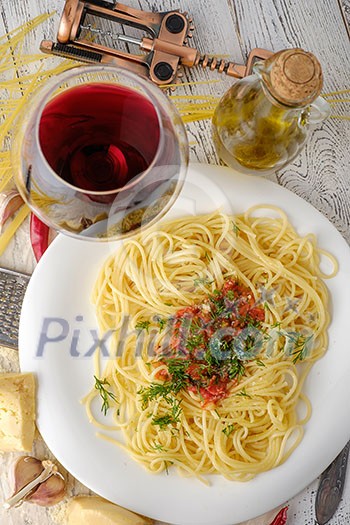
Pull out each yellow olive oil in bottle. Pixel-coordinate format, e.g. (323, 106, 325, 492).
(212, 48, 330, 175)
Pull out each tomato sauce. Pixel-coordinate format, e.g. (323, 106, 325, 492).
(155, 279, 265, 406)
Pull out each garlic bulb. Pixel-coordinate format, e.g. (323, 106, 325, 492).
(3, 456, 66, 509)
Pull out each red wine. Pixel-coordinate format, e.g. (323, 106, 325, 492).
(39, 83, 160, 193)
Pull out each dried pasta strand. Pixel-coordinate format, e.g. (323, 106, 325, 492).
(323, 88, 350, 97)
(0, 205, 30, 256)
(327, 98, 350, 103)
(330, 115, 350, 120)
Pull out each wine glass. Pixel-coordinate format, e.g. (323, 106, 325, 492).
(12, 65, 189, 240)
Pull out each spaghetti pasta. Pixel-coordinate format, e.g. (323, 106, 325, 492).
(85, 207, 336, 481)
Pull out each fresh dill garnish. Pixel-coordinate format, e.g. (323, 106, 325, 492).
(166, 359, 190, 385)
(94, 375, 118, 416)
(208, 293, 227, 318)
(255, 359, 266, 367)
(271, 321, 282, 329)
(157, 317, 168, 332)
(226, 290, 235, 301)
(152, 414, 174, 429)
(203, 345, 220, 371)
(151, 442, 166, 452)
(222, 423, 235, 436)
(282, 332, 313, 363)
(171, 398, 182, 420)
(204, 251, 211, 262)
(186, 331, 205, 351)
(164, 302, 173, 307)
(189, 317, 203, 332)
(214, 409, 221, 418)
(232, 221, 241, 235)
(138, 382, 174, 408)
(227, 356, 245, 380)
(246, 316, 263, 329)
(139, 366, 184, 429)
(242, 334, 260, 353)
(264, 302, 273, 312)
(236, 387, 251, 398)
(135, 320, 151, 332)
(138, 363, 187, 411)
(164, 461, 173, 475)
(151, 398, 182, 429)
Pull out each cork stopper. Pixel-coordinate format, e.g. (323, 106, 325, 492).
(262, 48, 323, 107)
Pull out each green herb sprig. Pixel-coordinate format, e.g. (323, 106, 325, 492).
(135, 320, 151, 332)
(222, 423, 235, 436)
(156, 317, 168, 332)
(288, 333, 313, 363)
(94, 376, 118, 416)
(151, 442, 166, 452)
(151, 398, 182, 429)
(232, 221, 241, 235)
(235, 387, 252, 398)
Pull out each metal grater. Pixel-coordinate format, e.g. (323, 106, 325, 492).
(0, 268, 30, 349)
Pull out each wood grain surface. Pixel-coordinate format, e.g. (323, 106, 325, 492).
(0, 0, 349, 524)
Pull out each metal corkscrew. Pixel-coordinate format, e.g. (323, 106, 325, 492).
(40, 0, 272, 85)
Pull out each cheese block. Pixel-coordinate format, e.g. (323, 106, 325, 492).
(0, 372, 36, 451)
(67, 496, 153, 525)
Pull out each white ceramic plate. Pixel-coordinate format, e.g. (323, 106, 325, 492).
(19, 164, 350, 525)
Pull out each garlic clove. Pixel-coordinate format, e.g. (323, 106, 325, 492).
(27, 469, 66, 507)
(3, 457, 66, 509)
(0, 191, 24, 232)
(12, 456, 44, 495)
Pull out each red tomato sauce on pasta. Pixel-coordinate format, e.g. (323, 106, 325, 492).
(155, 279, 265, 406)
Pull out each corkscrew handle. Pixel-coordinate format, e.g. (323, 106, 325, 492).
(196, 48, 273, 79)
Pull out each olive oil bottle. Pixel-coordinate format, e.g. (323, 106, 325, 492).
(212, 48, 330, 175)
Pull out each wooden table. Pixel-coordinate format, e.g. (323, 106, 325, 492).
(0, 0, 349, 524)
